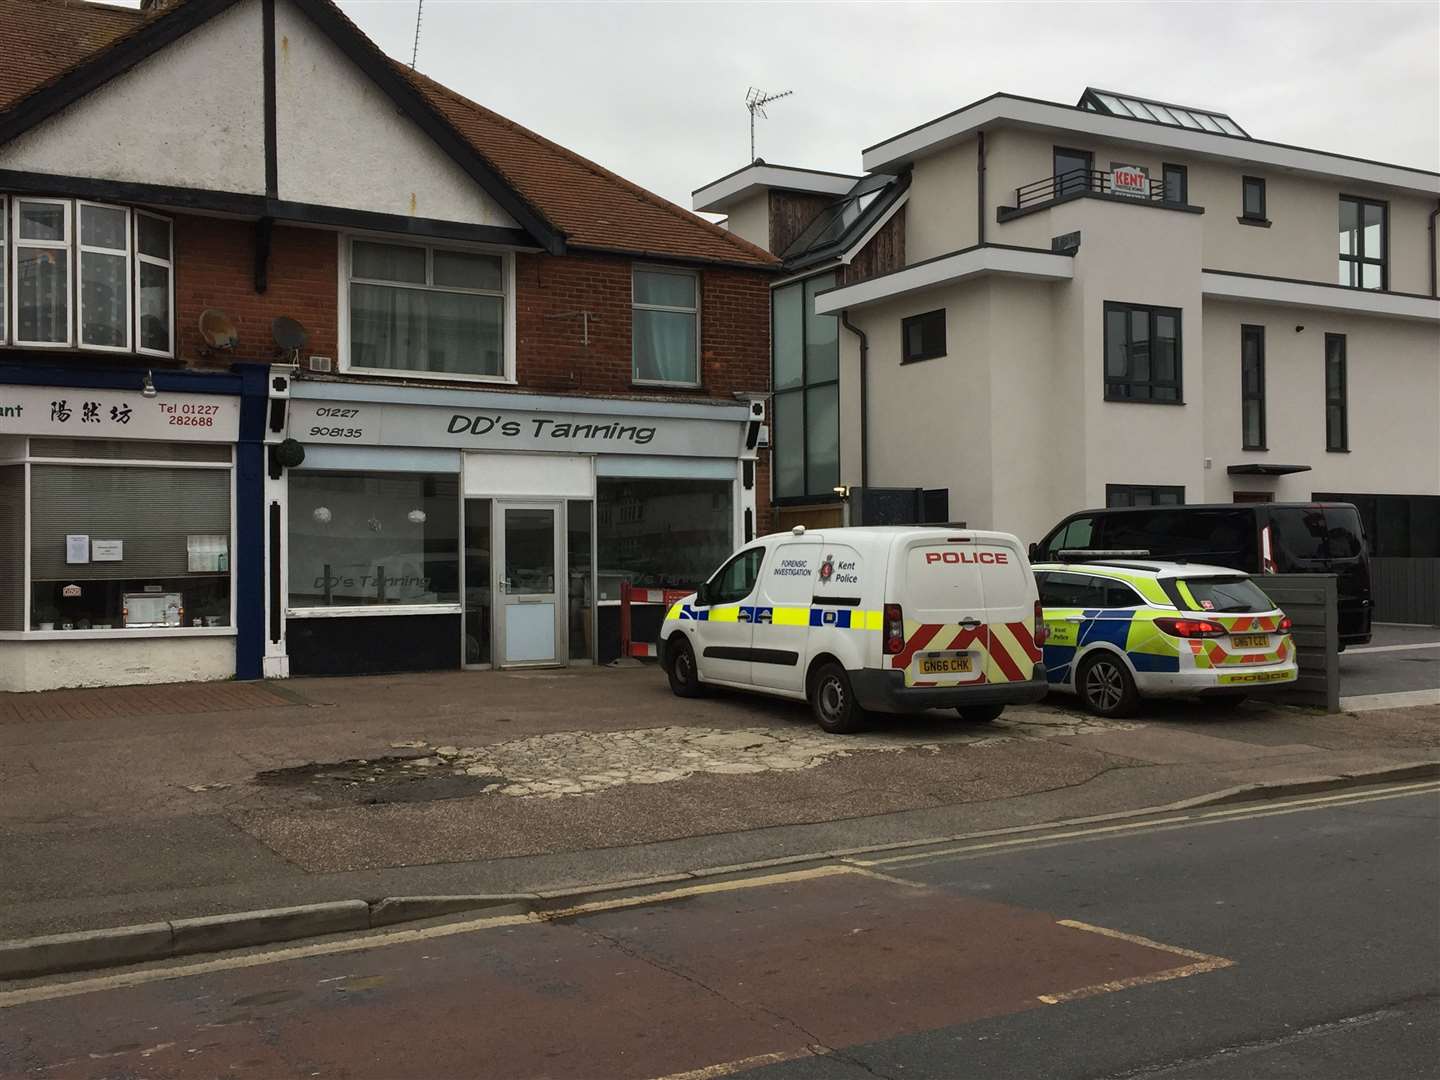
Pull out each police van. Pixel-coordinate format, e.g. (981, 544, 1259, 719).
(658, 526, 1048, 733)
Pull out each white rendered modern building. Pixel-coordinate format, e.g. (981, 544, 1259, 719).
(695, 87, 1440, 622)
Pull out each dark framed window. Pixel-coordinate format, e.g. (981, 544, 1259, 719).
(1103, 301, 1182, 403)
(1106, 484, 1185, 508)
(1241, 324, 1266, 450)
(901, 309, 946, 363)
(1053, 146, 1094, 197)
(1338, 196, 1387, 291)
(1325, 333, 1347, 451)
(771, 272, 839, 500)
(1241, 176, 1267, 222)
(1162, 163, 1188, 205)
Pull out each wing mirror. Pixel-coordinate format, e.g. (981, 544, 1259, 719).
(1028, 542, 1040, 561)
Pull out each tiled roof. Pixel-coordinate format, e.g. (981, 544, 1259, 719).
(0, 0, 777, 269)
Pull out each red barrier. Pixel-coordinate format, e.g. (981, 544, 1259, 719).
(619, 582, 694, 659)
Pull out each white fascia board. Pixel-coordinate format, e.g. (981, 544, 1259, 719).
(813, 246, 1073, 315)
(863, 95, 1440, 197)
(292, 380, 752, 421)
(693, 164, 858, 213)
(1201, 272, 1440, 323)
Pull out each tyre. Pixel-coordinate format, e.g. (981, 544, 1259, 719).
(809, 662, 868, 734)
(665, 636, 705, 698)
(956, 704, 1005, 723)
(1076, 652, 1140, 718)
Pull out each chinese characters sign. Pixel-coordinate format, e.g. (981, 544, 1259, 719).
(0, 386, 239, 442)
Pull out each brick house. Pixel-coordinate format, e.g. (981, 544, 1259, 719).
(0, 0, 776, 689)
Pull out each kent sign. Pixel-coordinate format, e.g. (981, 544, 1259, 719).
(1108, 165, 1151, 198)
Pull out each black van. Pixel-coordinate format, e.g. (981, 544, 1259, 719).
(1030, 503, 1372, 646)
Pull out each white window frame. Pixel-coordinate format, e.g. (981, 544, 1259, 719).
(631, 265, 701, 388)
(11, 197, 73, 349)
(134, 210, 175, 359)
(0, 194, 7, 346)
(77, 201, 133, 353)
(0, 438, 236, 641)
(337, 233, 516, 384)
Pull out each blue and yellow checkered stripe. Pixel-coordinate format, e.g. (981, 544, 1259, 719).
(666, 603, 882, 630)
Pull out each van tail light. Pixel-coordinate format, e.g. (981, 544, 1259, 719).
(1278, 615, 1293, 633)
(1032, 600, 1049, 646)
(1154, 617, 1227, 639)
(883, 604, 905, 655)
(1260, 524, 1277, 574)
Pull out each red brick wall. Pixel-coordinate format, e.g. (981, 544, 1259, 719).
(174, 216, 339, 371)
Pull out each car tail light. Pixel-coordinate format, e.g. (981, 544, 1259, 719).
(1154, 617, 1227, 639)
(1278, 615, 1293, 633)
(1033, 599, 1049, 646)
(883, 603, 905, 655)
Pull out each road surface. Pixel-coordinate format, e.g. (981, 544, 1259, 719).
(2, 781, 1437, 1079)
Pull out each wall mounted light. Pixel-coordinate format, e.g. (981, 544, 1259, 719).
(141, 370, 157, 399)
(832, 485, 851, 499)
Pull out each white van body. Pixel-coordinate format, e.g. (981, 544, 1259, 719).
(658, 526, 1047, 722)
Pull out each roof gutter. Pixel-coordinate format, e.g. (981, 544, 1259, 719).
(840, 309, 869, 502)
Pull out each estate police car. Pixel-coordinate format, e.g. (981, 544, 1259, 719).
(1034, 556, 1298, 717)
(659, 526, 1048, 733)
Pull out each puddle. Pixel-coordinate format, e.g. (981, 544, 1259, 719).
(255, 753, 505, 805)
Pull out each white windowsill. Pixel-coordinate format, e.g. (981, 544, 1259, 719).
(0, 627, 237, 641)
(286, 604, 464, 618)
(340, 365, 516, 386)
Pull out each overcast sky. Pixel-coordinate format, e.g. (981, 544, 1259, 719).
(338, 1, 1438, 212)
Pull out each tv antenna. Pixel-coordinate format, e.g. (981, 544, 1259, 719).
(410, 0, 424, 69)
(745, 87, 792, 162)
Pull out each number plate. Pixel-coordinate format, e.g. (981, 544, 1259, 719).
(1232, 634, 1269, 648)
(918, 653, 973, 675)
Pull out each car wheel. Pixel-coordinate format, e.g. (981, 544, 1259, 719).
(1076, 652, 1139, 718)
(665, 636, 705, 698)
(809, 662, 867, 734)
(956, 705, 1005, 723)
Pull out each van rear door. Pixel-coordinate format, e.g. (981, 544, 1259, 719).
(894, 534, 990, 687)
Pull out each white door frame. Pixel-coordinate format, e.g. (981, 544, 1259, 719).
(495, 498, 566, 668)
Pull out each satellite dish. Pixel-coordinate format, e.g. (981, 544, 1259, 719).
(199, 309, 238, 350)
(272, 316, 308, 354)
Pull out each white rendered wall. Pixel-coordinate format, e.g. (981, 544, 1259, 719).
(0, 637, 237, 692)
(0, 0, 267, 193)
(273, 0, 518, 226)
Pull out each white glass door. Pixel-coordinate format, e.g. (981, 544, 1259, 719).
(496, 501, 563, 666)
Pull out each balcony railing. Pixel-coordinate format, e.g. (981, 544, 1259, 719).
(1012, 169, 1169, 211)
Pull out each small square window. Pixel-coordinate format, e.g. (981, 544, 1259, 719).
(901, 309, 946, 363)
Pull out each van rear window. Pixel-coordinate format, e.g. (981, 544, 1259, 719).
(1163, 576, 1275, 614)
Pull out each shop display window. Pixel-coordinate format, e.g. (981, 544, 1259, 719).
(597, 478, 733, 594)
(288, 470, 460, 608)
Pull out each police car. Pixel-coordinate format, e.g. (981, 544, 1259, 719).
(1033, 555, 1298, 717)
(659, 526, 1049, 734)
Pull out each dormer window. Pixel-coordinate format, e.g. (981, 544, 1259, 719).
(1, 196, 172, 356)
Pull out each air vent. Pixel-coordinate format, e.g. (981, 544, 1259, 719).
(306, 355, 334, 374)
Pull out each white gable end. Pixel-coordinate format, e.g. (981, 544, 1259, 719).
(0, 0, 267, 194)
(272, 0, 518, 228)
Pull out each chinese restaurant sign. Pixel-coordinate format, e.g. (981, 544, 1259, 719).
(0, 386, 239, 442)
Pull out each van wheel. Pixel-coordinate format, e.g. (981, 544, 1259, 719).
(1076, 653, 1139, 718)
(665, 637, 704, 698)
(809, 662, 867, 734)
(957, 705, 1004, 723)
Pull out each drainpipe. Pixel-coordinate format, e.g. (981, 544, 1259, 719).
(977, 130, 987, 246)
(840, 310, 869, 518)
(1429, 200, 1439, 298)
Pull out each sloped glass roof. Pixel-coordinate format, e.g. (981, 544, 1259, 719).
(781, 172, 906, 267)
(1079, 88, 1249, 138)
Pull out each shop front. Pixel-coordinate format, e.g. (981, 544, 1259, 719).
(0, 366, 269, 691)
(274, 382, 760, 676)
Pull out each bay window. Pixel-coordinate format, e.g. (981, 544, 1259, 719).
(344, 237, 509, 380)
(1, 196, 172, 356)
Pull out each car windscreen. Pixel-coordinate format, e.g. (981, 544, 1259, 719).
(1161, 576, 1276, 614)
(1098, 509, 1258, 570)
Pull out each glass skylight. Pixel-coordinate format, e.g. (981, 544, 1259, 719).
(1081, 89, 1249, 138)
